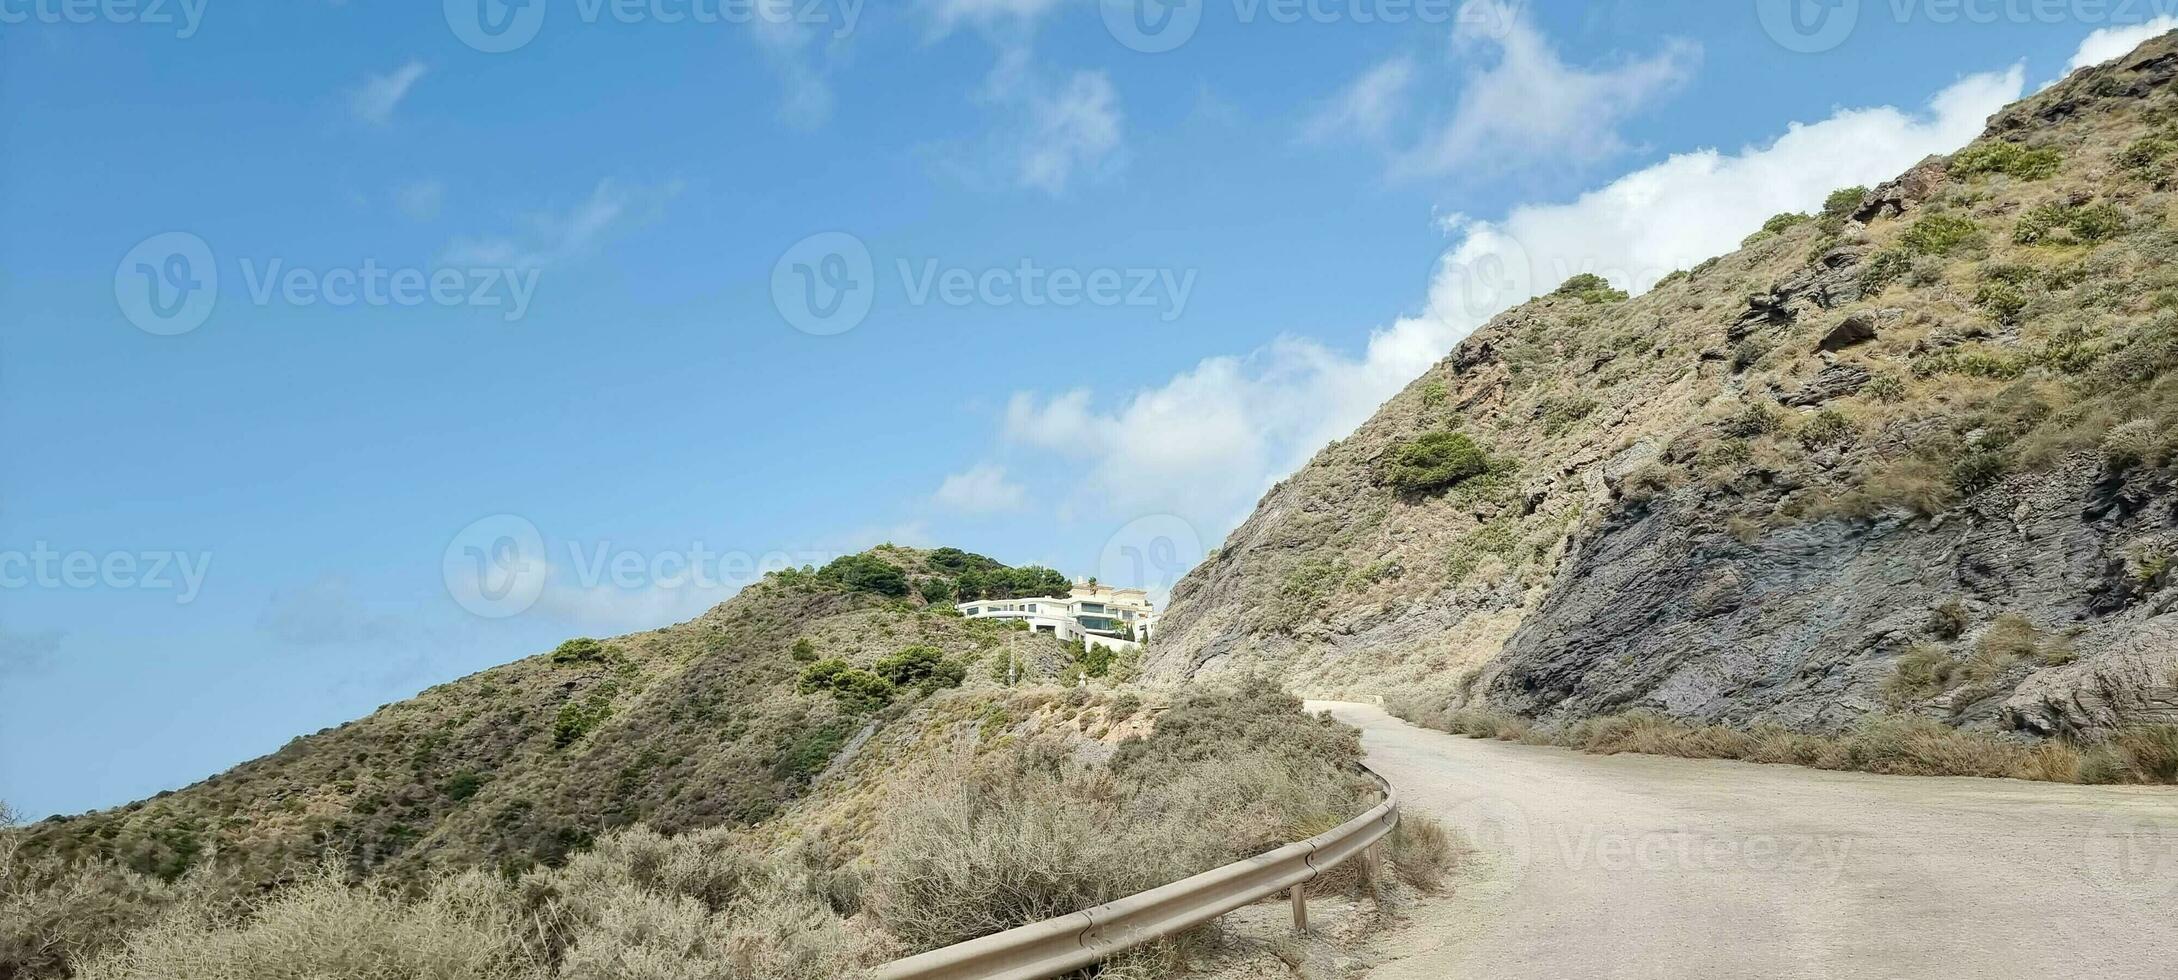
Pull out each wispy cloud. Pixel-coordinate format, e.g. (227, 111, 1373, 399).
(1018, 70, 1126, 194)
(1389, 0, 1697, 178)
(443, 178, 684, 268)
(1301, 56, 1417, 144)
(934, 464, 1029, 513)
(350, 60, 428, 127)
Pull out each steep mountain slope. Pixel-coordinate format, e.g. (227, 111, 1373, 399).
(13, 547, 1081, 886)
(1154, 35, 2178, 739)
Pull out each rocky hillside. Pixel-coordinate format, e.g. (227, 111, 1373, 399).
(1153, 35, 2178, 740)
(13, 547, 1085, 886)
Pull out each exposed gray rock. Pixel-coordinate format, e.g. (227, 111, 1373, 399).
(1484, 458, 2178, 737)
(1776, 363, 1872, 407)
(1817, 314, 1879, 352)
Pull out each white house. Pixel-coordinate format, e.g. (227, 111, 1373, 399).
(958, 580, 1157, 653)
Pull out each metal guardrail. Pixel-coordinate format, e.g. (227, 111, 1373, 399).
(872, 764, 1400, 980)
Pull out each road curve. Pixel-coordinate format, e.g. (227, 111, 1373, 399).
(1310, 702, 2178, 980)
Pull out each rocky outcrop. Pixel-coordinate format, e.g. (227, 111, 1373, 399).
(1153, 31, 2178, 738)
(1485, 458, 2177, 736)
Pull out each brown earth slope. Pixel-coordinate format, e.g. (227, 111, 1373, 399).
(12, 547, 1083, 886)
(1153, 35, 2178, 740)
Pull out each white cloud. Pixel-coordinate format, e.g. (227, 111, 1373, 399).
(988, 66, 2027, 535)
(2067, 18, 2177, 75)
(744, 15, 839, 129)
(934, 464, 1029, 513)
(1394, 0, 1696, 177)
(1301, 56, 1416, 143)
(350, 60, 427, 127)
(394, 179, 445, 221)
(1019, 70, 1125, 194)
(443, 178, 684, 268)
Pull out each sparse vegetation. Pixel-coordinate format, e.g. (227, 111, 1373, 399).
(1390, 702, 2178, 786)
(1898, 212, 1984, 257)
(1949, 141, 2063, 181)
(6, 681, 1456, 980)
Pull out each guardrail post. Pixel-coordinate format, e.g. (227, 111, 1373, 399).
(1289, 886, 1307, 934)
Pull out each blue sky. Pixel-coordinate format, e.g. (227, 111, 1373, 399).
(1, 0, 2167, 818)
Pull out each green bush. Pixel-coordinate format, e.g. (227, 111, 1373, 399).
(956, 565, 1070, 601)
(1865, 374, 1907, 403)
(553, 696, 615, 748)
(873, 646, 967, 695)
(915, 577, 957, 605)
(815, 554, 911, 597)
(550, 638, 608, 666)
(927, 547, 1004, 576)
(1952, 450, 2012, 495)
(790, 638, 819, 662)
(1950, 141, 2063, 180)
(1799, 409, 1854, 447)
(1974, 279, 2030, 323)
(1899, 212, 1984, 257)
(1723, 402, 1784, 438)
(1381, 431, 1492, 493)
(1860, 249, 1913, 292)
(1745, 211, 1812, 246)
(769, 719, 858, 787)
(2016, 202, 2126, 246)
(1551, 273, 1628, 305)
(1823, 186, 1869, 219)
(440, 772, 487, 802)
(796, 659, 895, 712)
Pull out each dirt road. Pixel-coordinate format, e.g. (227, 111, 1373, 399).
(1311, 702, 2178, 980)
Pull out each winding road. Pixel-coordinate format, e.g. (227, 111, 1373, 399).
(1310, 702, 2178, 980)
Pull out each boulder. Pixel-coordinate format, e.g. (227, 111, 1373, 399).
(1816, 314, 1879, 352)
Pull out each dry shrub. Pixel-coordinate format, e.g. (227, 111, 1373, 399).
(1390, 699, 2178, 787)
(1384, 814, 1458, 894)
(0, 838, 239, 980)
(74, 865, 529, 980)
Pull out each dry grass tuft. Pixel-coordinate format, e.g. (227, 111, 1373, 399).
(1390, 701, 2178, 786)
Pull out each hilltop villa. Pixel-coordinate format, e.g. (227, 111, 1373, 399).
(957, 580, 1157, 652)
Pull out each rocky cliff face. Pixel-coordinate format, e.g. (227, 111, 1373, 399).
(1154, 35, 2178, 739)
